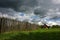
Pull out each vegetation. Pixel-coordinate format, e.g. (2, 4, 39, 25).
(0, 17, 40, 33)
(52, 25, 60, 28)
(0, 17, 60, 40)
(0, 28, 60, 40)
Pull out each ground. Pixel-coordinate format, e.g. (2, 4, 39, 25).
(0, 28, 60, 40)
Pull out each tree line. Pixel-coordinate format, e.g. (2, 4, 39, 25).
(0, 17, 39, 33)
(0, 17, 60, 33)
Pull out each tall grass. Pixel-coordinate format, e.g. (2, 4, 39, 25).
(0, 28, 60, 40)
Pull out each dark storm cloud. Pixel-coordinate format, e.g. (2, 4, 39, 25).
(0, 0, 38, 11)
(0, 0, 17, 8)
(0, 0, 60, 18)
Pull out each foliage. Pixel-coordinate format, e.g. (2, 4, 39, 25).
(52, 25, 60, 28)
(0, 28, 60, 40)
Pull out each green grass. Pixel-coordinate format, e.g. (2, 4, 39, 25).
(0, 28, 60, 40)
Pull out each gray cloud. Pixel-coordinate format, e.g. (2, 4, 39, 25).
(0, 0, 38, 12)
(0, 0, 60, 25)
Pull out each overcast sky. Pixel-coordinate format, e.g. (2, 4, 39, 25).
(0, 0, 60, 26)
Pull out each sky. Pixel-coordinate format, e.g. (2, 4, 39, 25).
(0, 0, 60, 26)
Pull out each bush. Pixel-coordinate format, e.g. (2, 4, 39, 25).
(52, 25, 60, 28)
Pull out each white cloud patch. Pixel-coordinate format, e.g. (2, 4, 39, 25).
(47, 21, 58, 26)
(0, 8, 40, 24)
(45, 8, 60, 19)
(38, 22, 43, 25)
(52, 0, 60, 4)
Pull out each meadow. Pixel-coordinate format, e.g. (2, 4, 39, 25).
(0, 28, 60, 40)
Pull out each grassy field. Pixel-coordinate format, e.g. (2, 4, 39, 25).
(0, 28, 60, 40)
